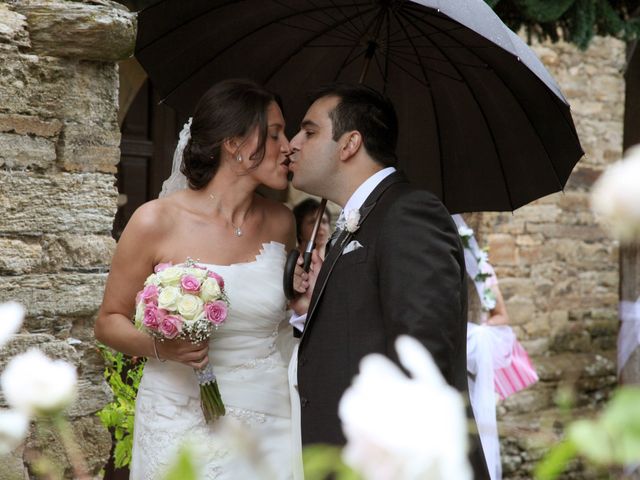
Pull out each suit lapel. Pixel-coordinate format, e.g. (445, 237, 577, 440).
(300, 171, 407, 341)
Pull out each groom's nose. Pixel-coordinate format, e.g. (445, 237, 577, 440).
(290, 131, 303, 151)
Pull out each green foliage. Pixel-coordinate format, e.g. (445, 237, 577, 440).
(302, 445, 360, 480)
(488, 0, 640, 49)
(162, 444, 199, 480)
(535, 386, 640, 479)
(97, 345, 144, 468)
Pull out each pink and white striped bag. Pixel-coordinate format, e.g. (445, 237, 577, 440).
(494, 340, 538, 401)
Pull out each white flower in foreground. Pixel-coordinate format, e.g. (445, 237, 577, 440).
(0, 409, 29, 454)
(0, 302, 25, 348)
(457, 225, 473, 238)
(1, 349, 77, 416)
(339, 335, 472, 480)
(591, 145, 640, 243)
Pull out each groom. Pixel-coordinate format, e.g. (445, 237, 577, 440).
(288, 83, 489, 478)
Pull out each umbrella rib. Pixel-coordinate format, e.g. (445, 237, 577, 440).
(262, 6, 379, 85)
(385, 46, 484, 77)
(288, 0, 361, 38)
(404, 9, 565, 196)
(391, 9, 447, 205)
(157, 3, 373, 102)
(400, 9, 516, 210)
(383, 9, 391, 91)
(277, 21, 357, 44)
(324, 0, 369, 37)
(137, 0, 243, 51)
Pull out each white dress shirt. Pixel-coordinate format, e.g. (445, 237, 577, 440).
(290, 166, 396, 331)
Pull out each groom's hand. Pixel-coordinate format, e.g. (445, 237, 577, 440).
(289, 250, 322, 316)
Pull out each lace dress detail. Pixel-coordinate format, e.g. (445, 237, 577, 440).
(130, 242, 295, 480)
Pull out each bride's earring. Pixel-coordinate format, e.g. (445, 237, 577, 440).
(236, 153, 243, 162)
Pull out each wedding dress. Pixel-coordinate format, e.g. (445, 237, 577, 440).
(130, 241, 297, 480)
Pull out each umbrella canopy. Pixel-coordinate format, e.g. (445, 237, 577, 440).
(135, 0, 583, 212)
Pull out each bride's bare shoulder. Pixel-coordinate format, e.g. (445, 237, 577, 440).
(123, 197, 180, 239)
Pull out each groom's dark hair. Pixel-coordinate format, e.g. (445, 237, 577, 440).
(308, 83, 398, 167)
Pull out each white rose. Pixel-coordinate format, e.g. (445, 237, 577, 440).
(200, 278, 222, 302)
(345, 209, 361, 233)
(157, 266, 183, 286)
(158, 286, 181, 311)
(133, 300, 145, 324)
(1, 349, 77, 416)
(144, 273, 162, 287)
(591, 145, 640, 243)
(188, 268, 208, 282)
(0, 409, 29, 454)
(0, 302, 24, 348)
(339, 336, 472, 480)
(177, 294, 204, 321)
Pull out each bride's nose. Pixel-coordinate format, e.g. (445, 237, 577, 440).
(281, 137, 291, 155)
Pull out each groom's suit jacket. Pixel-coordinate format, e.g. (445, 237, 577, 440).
(297, 171, 489, 479)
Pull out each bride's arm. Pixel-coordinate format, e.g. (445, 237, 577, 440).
(94, 201, 209, 369)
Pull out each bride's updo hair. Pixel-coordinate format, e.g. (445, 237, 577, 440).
(181, 79, 278, 189)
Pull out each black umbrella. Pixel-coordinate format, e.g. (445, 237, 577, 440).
(136, 0, 583, 214)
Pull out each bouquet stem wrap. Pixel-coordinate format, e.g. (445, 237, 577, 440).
(195, 364, 225, 423)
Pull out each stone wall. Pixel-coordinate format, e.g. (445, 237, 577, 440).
(0, 1, 135, 477)
(473, 37, 625, 479)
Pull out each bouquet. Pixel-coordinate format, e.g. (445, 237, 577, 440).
(134, 259, 229, 423)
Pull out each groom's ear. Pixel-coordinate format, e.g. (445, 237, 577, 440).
(338, 131, 362, 162)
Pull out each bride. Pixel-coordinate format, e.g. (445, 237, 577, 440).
(95, 79, 303, 479)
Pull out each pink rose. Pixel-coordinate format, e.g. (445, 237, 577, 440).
(159, 315, 183, 339)
(154, 262, 173, 273)
(180, 274, 201, 294)
(207, 271, 225, 289)
(204, 300, 228, 326)
(141, 284, 159, 304)
(143, 304, 165, 330)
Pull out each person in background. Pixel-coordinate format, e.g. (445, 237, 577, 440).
(293, 198, 332, 259)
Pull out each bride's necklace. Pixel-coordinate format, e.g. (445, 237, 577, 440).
(209, 193, 248, 237)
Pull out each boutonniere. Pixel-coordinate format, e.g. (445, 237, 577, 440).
(345, 209, 361, 233)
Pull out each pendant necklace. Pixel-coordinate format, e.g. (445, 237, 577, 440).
(209, 193, 247, 237)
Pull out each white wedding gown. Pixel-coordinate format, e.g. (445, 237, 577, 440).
(130, 242, 299, 480)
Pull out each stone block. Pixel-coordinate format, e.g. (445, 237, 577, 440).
(42, 234, 116, 271)
(0, 113, 62, 137)
(0, 333, 78, 368)
(518, 204, 561, 223)
(0, 171, 118, 235)
(0, 3, 29, 48)
(565, 166, 601, 191)
(0, 132, 56, 169)
(0, 273, 107, 318)
(0, 445, 26, 480)
(24, 414, 111, 478)
(57, 122, 121, 173)
(0, 238, 42, 274)
(500, 385, 553, 414)
(15, 1, 135, 62)
(504, 296, 535, 326)
(0, 51, 119, 126)
(488, 233, 518, 265)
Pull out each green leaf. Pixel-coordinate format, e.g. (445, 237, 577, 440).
(163, 446, 199, 480)
(534, 439, 578, 480)
(302, 445, 360, 480)
(512, 0, 576, 22)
